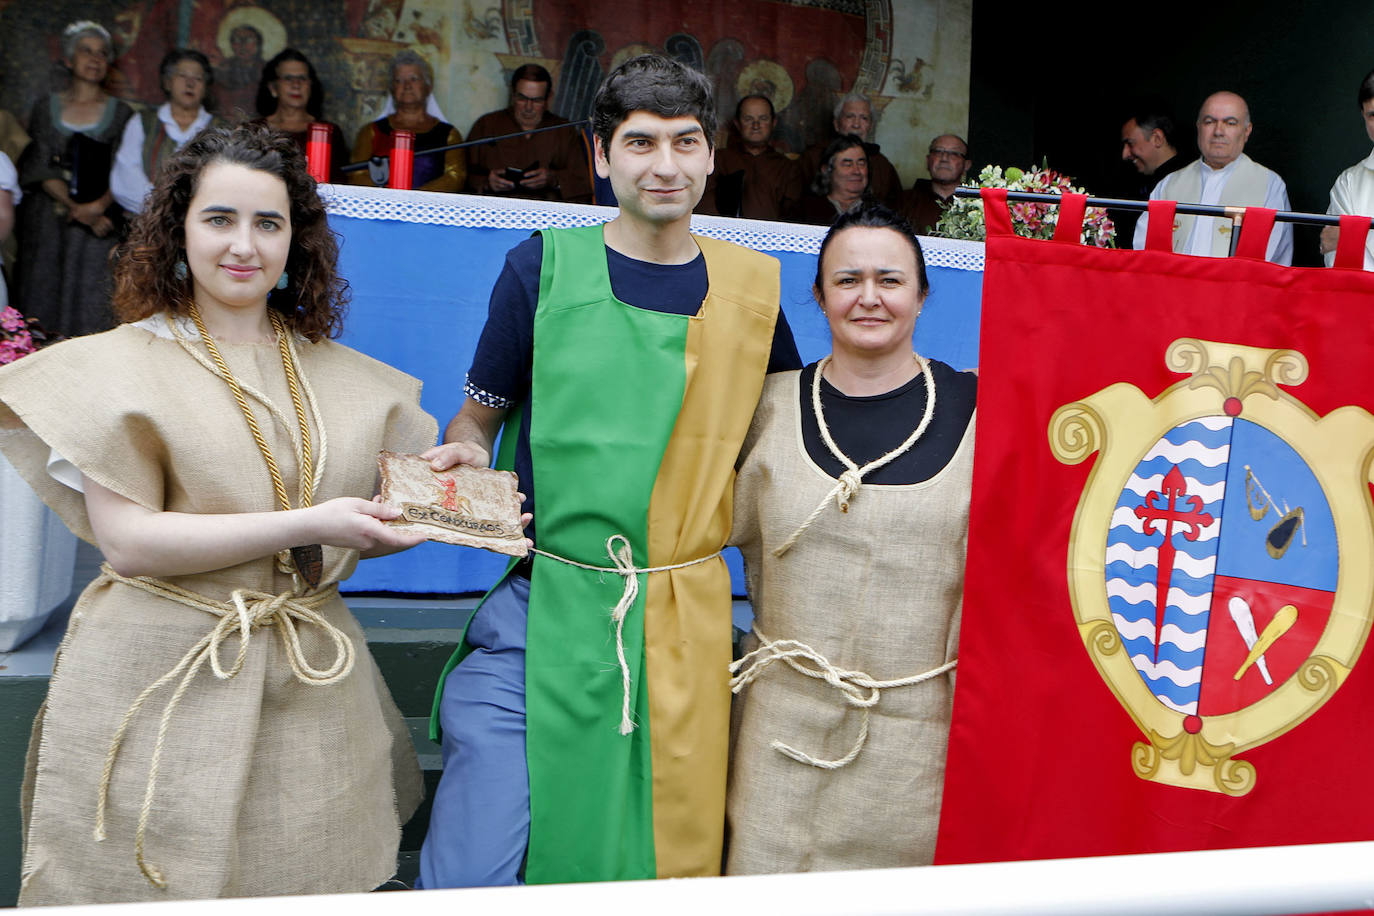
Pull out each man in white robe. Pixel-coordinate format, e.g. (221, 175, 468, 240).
(1134, 91, 1292, 264)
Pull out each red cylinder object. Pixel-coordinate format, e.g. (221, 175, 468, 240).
(389, 129, 415, 190)
(306, 122, 331, 183)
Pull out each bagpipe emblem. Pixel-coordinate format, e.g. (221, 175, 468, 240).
(1048, 339, 1374, 796)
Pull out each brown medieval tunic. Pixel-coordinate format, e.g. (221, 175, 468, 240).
(727, 370, 972, 872)
(697, 145, 805, 221)
(464, 108, 591, 203)
(0, 319, 435, 904)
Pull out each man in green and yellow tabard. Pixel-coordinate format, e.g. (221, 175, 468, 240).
(417, 54, 801, 887)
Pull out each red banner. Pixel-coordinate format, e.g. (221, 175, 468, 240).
(936, 189, 1374, 862)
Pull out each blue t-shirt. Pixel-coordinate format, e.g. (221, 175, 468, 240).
(465, 234, 802, 541)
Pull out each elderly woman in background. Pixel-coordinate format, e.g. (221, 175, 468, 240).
(111, 48, 220, 215)
(1321, 67, 1374, 269)
(253, 48, 349, 184)
(16, 20, 133, 336)
(349, 49, 464, 192)
(727, 205, 974, 873)
(789, 134, 870, 226)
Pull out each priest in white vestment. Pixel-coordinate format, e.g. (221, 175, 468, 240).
(1320, 69, 1374, 270)
(1134, 91, 1292, 265)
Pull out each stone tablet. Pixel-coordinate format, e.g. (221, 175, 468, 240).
(376, 451, 528, 557)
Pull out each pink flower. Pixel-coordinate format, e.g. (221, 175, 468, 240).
(0, 306, 24, 332)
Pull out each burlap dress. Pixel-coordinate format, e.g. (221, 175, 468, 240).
(727, 370, 973, 873)
(0, 318, 436, 904)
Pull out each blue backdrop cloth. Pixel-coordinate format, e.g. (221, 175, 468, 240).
(324, 186, 986, 594)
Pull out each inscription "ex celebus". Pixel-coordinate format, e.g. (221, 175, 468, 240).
(403, 504, 519, 539)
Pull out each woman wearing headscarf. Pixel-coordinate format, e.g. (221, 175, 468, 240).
(349, 49, 464, 192)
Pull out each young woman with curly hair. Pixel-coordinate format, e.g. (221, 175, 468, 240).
(0, 124, 438, 904)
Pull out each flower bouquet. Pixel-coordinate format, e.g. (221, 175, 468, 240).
(0, 305, 74, 651)
(932, 163, 1116, 248)
(0, 306, 53, 365)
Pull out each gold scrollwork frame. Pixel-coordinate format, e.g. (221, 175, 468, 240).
(1049, 338, 1374, 796)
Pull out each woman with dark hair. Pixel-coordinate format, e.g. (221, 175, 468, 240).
(111, 48, 222, 215)
(253, 48, 349, 183)
(0, 124, 438, 904)
(788, 133, 871, 225)
(15, 20, 133, 336)
(348, 49, 464, 192)
(1320, 68, 1374, 269)
(727, 205, 975, 872)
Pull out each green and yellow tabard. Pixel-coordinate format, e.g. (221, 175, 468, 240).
(430, 224, 780, 881)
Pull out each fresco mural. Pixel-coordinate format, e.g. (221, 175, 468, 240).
(0, 0, 969, 188)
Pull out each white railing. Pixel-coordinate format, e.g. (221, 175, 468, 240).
(38, 841, 1374, 915)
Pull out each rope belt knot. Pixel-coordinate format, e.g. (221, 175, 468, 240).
(729, 626, 956, 770)
(834, 468, 864, 513)
(529, 535, 720, 736)
(92, 564, 351, 888)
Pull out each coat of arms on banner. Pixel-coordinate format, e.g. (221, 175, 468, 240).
(1048, 338, 1374, 797)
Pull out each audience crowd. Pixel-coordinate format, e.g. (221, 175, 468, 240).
(4, 21, 1370, 331)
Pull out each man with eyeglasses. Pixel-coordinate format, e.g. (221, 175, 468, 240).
(696, 94, 803, 220)
(465, 63, 591, 202)
(901, 133, 970, 234)
(1133, 91, 1291, 264)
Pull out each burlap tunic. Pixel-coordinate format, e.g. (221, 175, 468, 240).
(727, 370, 973, 873)
(0, 319, 436, 904)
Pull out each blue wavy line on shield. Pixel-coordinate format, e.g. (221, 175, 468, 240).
(1109, 503, 1224, 548)
(1120, 635, 1205, 670)
(1105, 561, 1214, 595)
(1161, 420, 1233, 449)
(1105, 526, 1170, 551)
(1114, 479, 1226, 518)
(1107, 591, 1210, 627)
(1124, 456, 1229, 488)
(1135, 672, 1199, 707)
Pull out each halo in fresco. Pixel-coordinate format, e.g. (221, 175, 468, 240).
(215, 7, 287, 62)
(736, 60, 795, 113)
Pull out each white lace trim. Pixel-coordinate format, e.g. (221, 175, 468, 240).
(319, 184, 986, 271)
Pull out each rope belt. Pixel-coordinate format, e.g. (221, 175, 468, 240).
(529, 535, 720, 736)
(91, 564, 351, 889)
(729, 626, 956, 770)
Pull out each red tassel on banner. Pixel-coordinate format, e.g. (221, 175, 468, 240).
(306, 122, 331, 184)
(389, 130, 415, 190)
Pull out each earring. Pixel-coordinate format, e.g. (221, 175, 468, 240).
(275, 271, 289, 290)
(173, 260, 188, 281)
